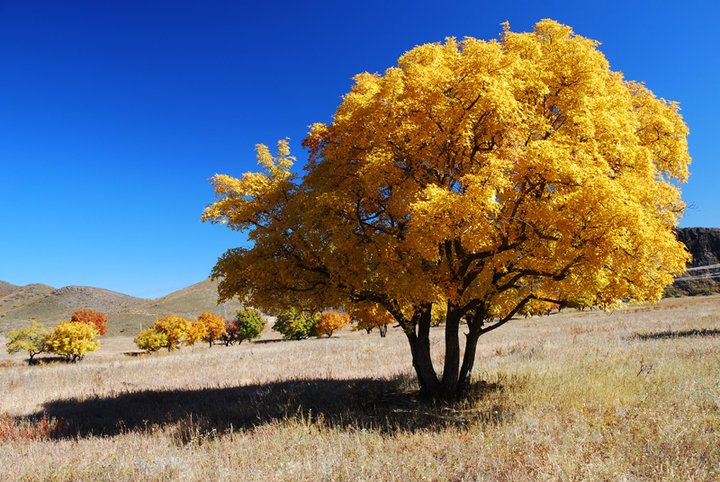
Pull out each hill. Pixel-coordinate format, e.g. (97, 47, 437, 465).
(0, 279, 245, 336)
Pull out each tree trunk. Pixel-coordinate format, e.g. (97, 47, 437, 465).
(440, 303, 461, 399)
(378, 324, 387, 337)
(457, 328, 481, 399)
(406, 306, 441, 397)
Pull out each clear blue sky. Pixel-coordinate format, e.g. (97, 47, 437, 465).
(1, 1, 718, 298)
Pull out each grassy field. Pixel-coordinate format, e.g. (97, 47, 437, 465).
(0, 296, 719, 480)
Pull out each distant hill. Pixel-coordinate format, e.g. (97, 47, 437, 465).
(0, 278, 244, 336)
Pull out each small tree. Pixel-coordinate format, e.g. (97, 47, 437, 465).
(70, 309, 108, 335)
(197, 311, 227, 347)
(134, 327, 168, 352)
(45, 321, 100, 362)
(5, 320, 51, 361)
(315, 310, 350, 337)
(184, 319, 208, 347)
(153, 315, 191, 351)
(273, 308, 318, 340)
(222, 309, 266, 345)
(351, 304, 394, 337)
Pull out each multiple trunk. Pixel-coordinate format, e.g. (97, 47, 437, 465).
(404, 305, 483, 401)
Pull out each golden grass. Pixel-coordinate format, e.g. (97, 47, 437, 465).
(1, 296, 719, 480)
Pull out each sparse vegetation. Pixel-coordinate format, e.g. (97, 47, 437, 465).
(0, 296, 718, 479)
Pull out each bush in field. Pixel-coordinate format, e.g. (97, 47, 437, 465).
(196, 311, 227, 347)
(44, 321, 100, 362)
(153, 315, 191, 351)
(5, 320, 51, 361)
(222, 309, 265, 345)
(315, 310, 350, 337)
(351, 304, 394, 337)
(273, 308, 318, 340)
(70, 309, 108, 335)
(134, 327, 168, 352)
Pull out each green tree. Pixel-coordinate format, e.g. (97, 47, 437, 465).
(5, 320, 51, 361)
(222, 309, 266, 345)
(134, 327, 168, 352)
(273, 308, 318, 340)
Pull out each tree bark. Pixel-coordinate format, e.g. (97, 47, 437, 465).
(440, 303, 461, 400)
(406, 306, 441, 397)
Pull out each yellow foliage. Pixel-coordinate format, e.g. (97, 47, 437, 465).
(203, 20, 691, 398)
(153, 315, 191, 351)
(45, 321, 100, 362)
(315, 311, 350, 337)
(134, 328, 168, 352)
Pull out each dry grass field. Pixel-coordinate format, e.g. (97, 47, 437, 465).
(1, 296, 719, 481)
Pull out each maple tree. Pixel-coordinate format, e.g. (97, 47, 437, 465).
(203, 20, 691, 401)
(71, 309, 108, 335)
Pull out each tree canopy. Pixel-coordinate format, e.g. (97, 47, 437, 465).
(203, 20, 691, 400)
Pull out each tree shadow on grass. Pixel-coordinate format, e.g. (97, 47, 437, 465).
(18, 376, 507, 440)
(630, 328, 720, 341)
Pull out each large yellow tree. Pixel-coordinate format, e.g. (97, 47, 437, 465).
(204, 20, 690, 401)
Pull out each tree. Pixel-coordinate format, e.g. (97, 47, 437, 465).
(70, 309, 108, 335)
(134, 327, 168, 352)
(203, 20, 691, 401)
(5, 320, 51, 361)
(196, 311, 227, 347)
(153, 315, 191, 351)
(222, 309, 266, 345)
(351, 304, 393, 337)
(45, 321, 100, 362)
(315, 310, 350, 337)
(272, 308, 318, 340)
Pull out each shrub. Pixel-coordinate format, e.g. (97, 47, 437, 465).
(315, 310, 350, 337)
(223, 309, 266, 345)
(0, 414, 65, 441)
(70, 309, 108, 335)
(273, 308, 318, 340)
(44, 321, 100, 362)
(5, 320, 51, 361)
(153, 315, 191, 351)
(134, 327, 168, 352)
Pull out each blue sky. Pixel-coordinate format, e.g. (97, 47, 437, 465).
(1, 1, 718, 298)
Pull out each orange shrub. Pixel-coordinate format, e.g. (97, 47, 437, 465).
(71, 309, 108, 335)
(315, 310, 350, 338)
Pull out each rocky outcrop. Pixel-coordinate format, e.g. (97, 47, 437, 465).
(676, 227, 720, 267)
